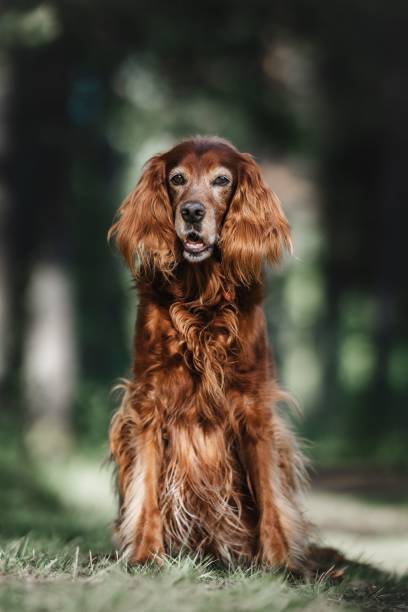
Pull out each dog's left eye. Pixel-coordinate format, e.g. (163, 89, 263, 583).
(212, 175, 230, 186)
(170, 174, 186, 186)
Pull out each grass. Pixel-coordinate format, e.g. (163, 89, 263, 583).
(1, 437, 408, 612)
(2, 536, 408, 612)
(0, 538, 347, 612)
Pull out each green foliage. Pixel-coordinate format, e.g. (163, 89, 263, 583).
(0, 435, 109, 550)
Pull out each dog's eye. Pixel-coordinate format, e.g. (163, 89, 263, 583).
(170, 173, 186, 186)
(213, 175, 230, 186)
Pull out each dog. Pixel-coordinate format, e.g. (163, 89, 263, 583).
(108, 137, 309, 569)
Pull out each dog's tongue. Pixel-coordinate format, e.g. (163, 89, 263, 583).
(185, 240, 206, 252)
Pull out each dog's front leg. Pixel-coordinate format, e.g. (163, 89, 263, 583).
(242, 431, 292, 568)
(111, 413, 164, 564)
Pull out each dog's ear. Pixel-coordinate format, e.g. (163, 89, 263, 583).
(219, 153, 292, 285)
(108, 155, 176, 276)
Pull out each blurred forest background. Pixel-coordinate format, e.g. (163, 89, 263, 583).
(0, 0, 408, 557)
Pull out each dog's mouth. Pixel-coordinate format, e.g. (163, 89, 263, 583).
(182, 232, 214, 262)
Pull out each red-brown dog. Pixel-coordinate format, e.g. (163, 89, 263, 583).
(109, 137, 309, 568)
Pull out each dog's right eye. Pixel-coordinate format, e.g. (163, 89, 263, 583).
(170, 174, 186, 186)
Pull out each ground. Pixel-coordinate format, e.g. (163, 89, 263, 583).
(1, 447, 408, 612)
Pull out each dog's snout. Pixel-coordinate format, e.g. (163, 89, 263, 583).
(181, 201, 205, 224)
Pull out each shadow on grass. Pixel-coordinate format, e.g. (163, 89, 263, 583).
(281, 545, 408, 610)
(337, 558, 408, 611)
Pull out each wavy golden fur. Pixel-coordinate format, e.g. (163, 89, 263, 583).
(108, 137, 309, 568)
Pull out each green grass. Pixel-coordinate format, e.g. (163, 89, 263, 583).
(0, 537, 346, 612)
(0, 535, 408, 612)
(2, 536, 408, 612)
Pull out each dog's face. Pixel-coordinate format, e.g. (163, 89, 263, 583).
(109, 137, 292, 285)
(165, 142, 236, 262)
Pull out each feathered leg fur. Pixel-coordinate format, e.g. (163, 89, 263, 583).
(110, 391, 164, 563)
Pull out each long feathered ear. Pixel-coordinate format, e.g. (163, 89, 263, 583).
(108, 155, 176, 277)
(219, 153, 292, 286)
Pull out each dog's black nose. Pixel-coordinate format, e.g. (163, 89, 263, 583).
(181, 202, 205, 224)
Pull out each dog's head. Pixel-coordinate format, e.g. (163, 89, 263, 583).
(109, 137, 292, 284)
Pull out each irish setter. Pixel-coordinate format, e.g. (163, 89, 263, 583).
(108, 137, 309, 569)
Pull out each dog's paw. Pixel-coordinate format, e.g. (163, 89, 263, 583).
(258, 526, 290, 569)
(128, 533, 165, 567)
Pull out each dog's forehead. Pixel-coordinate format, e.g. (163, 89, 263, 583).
(164, 140, 238, 174)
